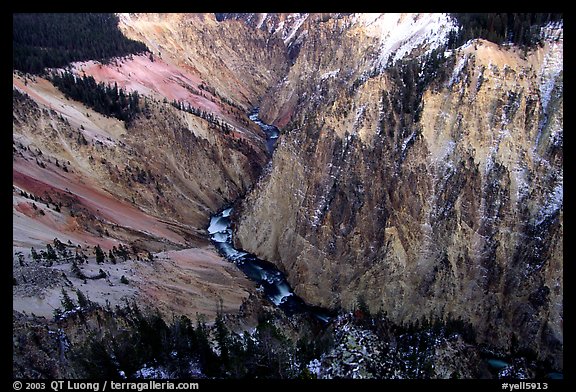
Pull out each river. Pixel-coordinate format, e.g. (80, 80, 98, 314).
(208, 109, 332, 324)
(248, 108, 280, 154)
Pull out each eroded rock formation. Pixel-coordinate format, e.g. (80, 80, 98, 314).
(233, 15, 563, 368)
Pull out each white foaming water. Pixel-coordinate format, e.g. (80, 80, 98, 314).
(208, 216, 229, 234)
(271, 281, 294, 305)
(216, 242, 248, 261)
(211, 231, 230, 243)
(221, 207, 233, 217)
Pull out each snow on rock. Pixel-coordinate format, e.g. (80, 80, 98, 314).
(282, 13, 309, 44)
(353, 104, 366, 130)
(320, 69, 340, 80)
(448, 55, 469, 87)
(256, 13, 309, 45)
(536, 175, 563, 226)
(539, 30, 563, 114)
(256, 13, 268, 29)
(511, 164, 530, 203)
(353, 13, 458, 69)
(134, 365, 169, 379)
(401, 130, 417, 154)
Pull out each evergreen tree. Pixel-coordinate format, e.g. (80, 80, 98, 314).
(45, 243, 57, 261)
(214, 300, 230, 368)
(71, 261, 87, 280)
(30, 247, 40, 262)
(60, 288, 76, 312)
(76, 289, 90, 308)
(16, 252, 25, 266)
(116, 244, 129, 261)
(50, 71, 141, 124)
(451, 13, 562, 48)
(13, 13, 149, 74)
(95, 244, 106, 264)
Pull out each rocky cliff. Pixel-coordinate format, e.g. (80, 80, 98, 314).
(117, 13, 289, 110)
(233, 14, 563, 368)
(12, 13, 563, 376)
(12, 12, 290, 321)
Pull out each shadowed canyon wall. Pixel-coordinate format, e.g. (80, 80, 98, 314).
(232, 14, 563, 367)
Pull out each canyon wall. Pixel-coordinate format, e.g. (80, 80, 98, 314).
(117, 13, 289, 110)
(234, 14, 563, 367)
(12, 12, 563, 370)
(12, 13, 291, 320)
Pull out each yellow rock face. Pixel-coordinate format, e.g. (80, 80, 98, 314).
(235, 22, 563, 367)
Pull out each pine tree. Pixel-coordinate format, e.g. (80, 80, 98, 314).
(76, 289, 90, 308)
(45, 243, 57, 261)
(71, 261, 87, 279)
(53, 308, 63, 320)
(13, 13, 149, 74)
(60, 288, 76, 312)
(30, 247, 40, 262)
(116, 244, 129, 261)
(16, 252, 25, 266)
(214, 299, 230, 367)
(95, 244, 106, 264)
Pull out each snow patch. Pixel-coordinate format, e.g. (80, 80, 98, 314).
(311, 195, 327, 227)
(256, 13, 268, 29)
(353, 105, 367, 130)
(321, 69, 340, 80)
(432, 140, 456, 164)
(134, 365, 169, 379)
(401, 131, 417, 154)
(353, 13, 458, 69)
(448, 55, 468, 87)
(512, 164, 529, 202)
(539, 37, 563, 114)
(282, 13, 309, 44)
(536, 175, 563, 226)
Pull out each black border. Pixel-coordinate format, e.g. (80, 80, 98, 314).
(8, 6, 571, 390)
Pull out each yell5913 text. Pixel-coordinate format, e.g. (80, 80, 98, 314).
(502, 382, 548, 390)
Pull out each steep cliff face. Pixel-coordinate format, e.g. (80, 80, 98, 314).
(117, 13, 289, 110)
(12, 73, 264, 320)
(12, 12, 292, 321)
(235, 15, 563, 367)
